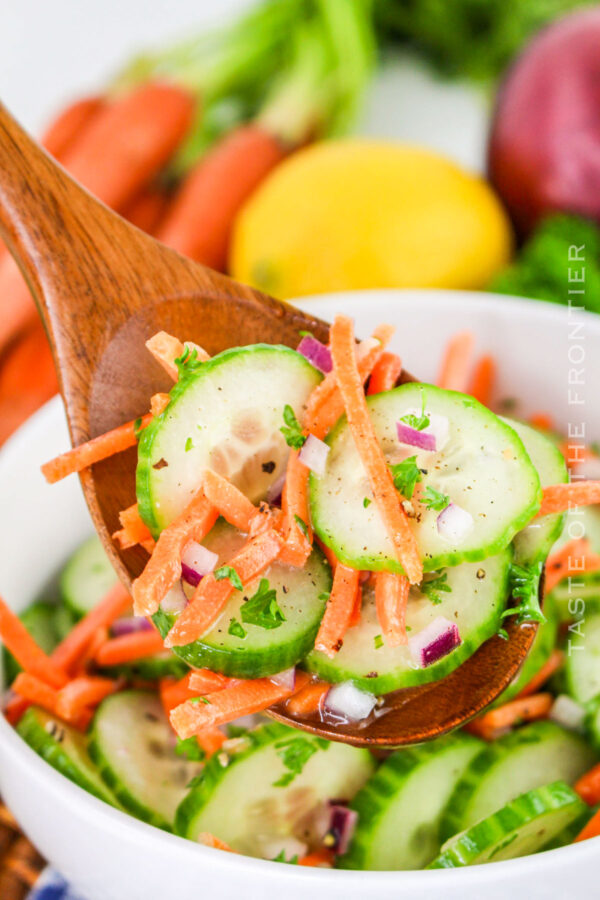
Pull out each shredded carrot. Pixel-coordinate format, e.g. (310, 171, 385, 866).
(575, 763, 600, 806)
(467, 355, 495, 407)
(537, 482, 600, 518)
(145, 331, 185, 381)
(466, 693, 553, 741)
(159, 676, 196, 717)
(315, 564, 361, 658)
(112, 503, 154, 552)
(150, 392, 170, 418)
(544, 538, 600, 594)
(188, 669, 231, 694)
(56, 676, 118, 719)
(437, 331, 474, 392)
(529, 412, 554, 432)
(574, 808, 600, 842)
(516, 650, 564, 698)
(375, 571, 409, 646)
(367, 352, 403, 395)
(197, 832, 236, 852)
(0, 596, 67, 688)
(166, 528, 284, 648)
(75, 627, 110, 675)
(348, 582, 363, 628)
(170, 676, 296, 738)
(196, 727, 226, 758)
(329, 316, 422, 584)
(286, 682, 330, 716)
(132, 489, 217, 617)
(12, 673, 91, 730)
(94, 630, 165, 667)
(298, 849, 335, 867)
(202, 469, 257, 532)
(41, 413, 153, 484)
(279, 451, 313, 568)
(51, 583, 131, 675)
(3, 694, 29, 726)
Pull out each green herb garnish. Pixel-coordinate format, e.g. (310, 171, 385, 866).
(133, 417, 144, 441)
(294, 514, 309, 538)
(174, 345, 204, 378)
(185, 437, 194, 452)
(273, 736, 329, 787)
(420, 572, 452, 605)
(228, 618, 246, 639)
(241, 579, 286, 630)
(374, 634, 384, 649)
(422, 485, 450, 511)
(363, 497, 372, 508)
(399, 392, 429, 431)
(176, 736, 205, 762)
(272, 850, 299, 865)
(214, 566, 243, 591)
(280, 404, 306, 449)
(389, 456, 422, 499)
(190, 696, 211, 705)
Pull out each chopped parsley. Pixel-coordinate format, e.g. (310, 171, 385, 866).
(497, 627, 509, 641)
(214, 566, 243, 591)
(420, 572, 452, 605)
(298, 330, 313, 338)
(133, 417, 144, 441)
(228, 618, 246, 639)
(176, 736, 205, 762)
(389, 456, 422, 499)
(241, 579, 286, 630)
(503, 561, 545, 625)
(280, 404, 306, 449)
(272, 850, 299, 864)
(294, 514, 309, 538)
(374, 634, 384, 649)
(363, 497, 372, 508)
(185, 437, 193, 452)
(190, 696, 211, 705)
(174, 345, 204, 378)
(273, 736, 329, 787)
(399, 392, 429, 431)
(422, 485, 450, 511)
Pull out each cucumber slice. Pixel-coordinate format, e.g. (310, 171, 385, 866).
(100, 651, 189, 683)
(492, 593, 559, 707)
(89, 691, 202, 830)
(17, 707, 117, 806)
(505, 419, 568, 566)
(137, 345, 322, 536)
(175, 722, 375, 857)
(310, 384, 541, 574)
(339, 733, 483, 870)
(306, 550, 511, 693)
(565, 608, 600, 703)
(429, 782, 589, 868)
(153, 519, 330, 679)
(60, 536, 118, 617)
(584, 694, 600, 753)
(440, 720, 596, 841)
(3, 601, 61, 685)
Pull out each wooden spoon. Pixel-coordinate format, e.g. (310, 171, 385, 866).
(0, 103, 537, 747)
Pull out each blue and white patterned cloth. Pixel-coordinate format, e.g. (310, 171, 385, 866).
(28, 869, 86, 900)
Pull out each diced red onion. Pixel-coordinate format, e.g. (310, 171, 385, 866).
(396, 421, 436, 451)
(436, 503, 473, 542)
(111, 617, 153, 637)
(326, 804, 358, 855)
(270, 668, 296, 690)
(298, 434, 330, 476)
(409, 616, 461, 668)
(549, 694, 586, 732)
(267, 470, 286, 504)
(324, 682, 377, 722)
(181, 540, 218, 587)
(398, 408, 449, 453)
(160, 581, 188, 615)
(297, 335, 332, 374)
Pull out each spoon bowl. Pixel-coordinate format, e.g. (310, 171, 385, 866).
(0, 103, 537, 746)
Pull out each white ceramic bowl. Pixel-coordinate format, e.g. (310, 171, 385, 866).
(0, 289, 598, 899)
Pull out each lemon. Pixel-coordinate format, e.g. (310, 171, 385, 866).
(230, 139, 513, 299)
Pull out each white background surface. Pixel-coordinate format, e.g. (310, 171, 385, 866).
(0, 0, 489, 172)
